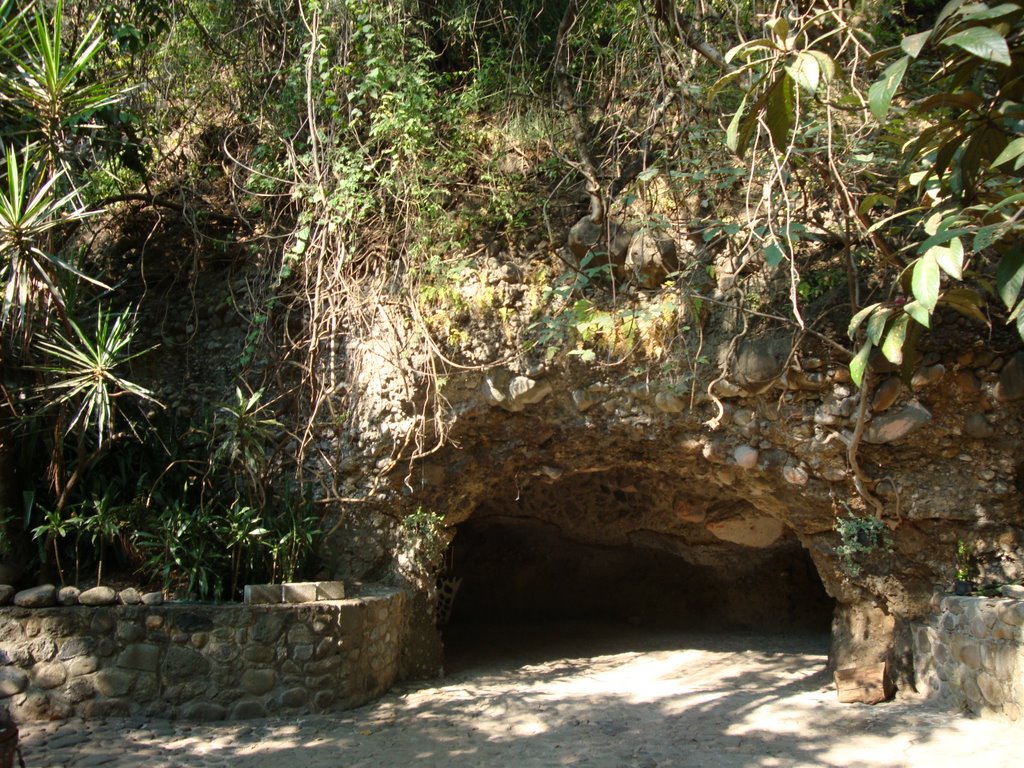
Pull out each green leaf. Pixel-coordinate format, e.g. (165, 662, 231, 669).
(805, 51, 838, 84)
(941, 288, 988, 325)
(726, 93, 749, 156)
(903, 300, 931, 328)
(959, 3, 1021, 22)
(725, 38, 778, 63)
(900, 30, 931, 58)
(859, 193, 896, 213)
(765, 74, 795, 152)
(911, 252, 941, 312)
(992, 137, 1024, 167)
(996, 247, 1024, 309)
(867, 307, 895, 345)
(848, 302, 881, 339)
(882, 313, 911, 365)
(850, 341, 872, 388)
(931, 237, 964, 280)
(972, 224, 1001, 252)
(764, 241, 785, 267)
(869, 56, 910, 122)
(786, 51, 820, 95)
(941, 27, 1011, 66)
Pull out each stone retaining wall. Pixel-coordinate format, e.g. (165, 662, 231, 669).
(0, 585, 407, 721)
(913, 595, 1024, 720)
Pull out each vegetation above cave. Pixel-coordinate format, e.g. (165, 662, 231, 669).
(0, 0, 1022, 599)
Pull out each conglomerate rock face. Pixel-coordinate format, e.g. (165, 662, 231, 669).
(318, 279, 1024, 683)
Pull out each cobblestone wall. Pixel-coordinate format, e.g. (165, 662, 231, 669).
(913, 595, 1024, 720)
(0, 586, 406, 721)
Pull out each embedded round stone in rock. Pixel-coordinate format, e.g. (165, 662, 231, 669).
(862, 401, 932, 444)
(963, 413, 994, 439)
(733, 445, 759, 469)
(911, 364, 945, 390)
(995, 351, 1024, 401)
(0, 667, 29, 698)
(58, 586, 80, 605)
(732, 336, 790, 390)
(706, 516, 784, 548)
(14, 584, 56, 608)
(79, 586, 117, 606)
(0, 584, 14, 605)
(506, 376, 552, 411)
(33, 662, 68, 690)
(871, 377, 902, 412)
(180, 702, 226, 721)
(783, 465, 809, 486)
(242, 669, 277, 695)
(230, 700, 268, 719)
(654, 391, 685, 414)
(141, 591, 164, 606)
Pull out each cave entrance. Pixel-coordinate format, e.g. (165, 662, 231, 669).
(444, 468, 835, 667)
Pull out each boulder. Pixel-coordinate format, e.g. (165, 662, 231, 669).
(13, 584, 56, 608)
(118, 587, 142, 605)
(79, 586, 118, 606)
(567, 215, 631, 275)
(731, 335, 792, 392)
(624, 230, 678, 288)
(706, 515, 784, 548)
(995, 352, 1024, 401)
(862, 401, 932, 444)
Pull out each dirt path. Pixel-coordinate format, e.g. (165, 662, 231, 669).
(17, 624, 1022, 767)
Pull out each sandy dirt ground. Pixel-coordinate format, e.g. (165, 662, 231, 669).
(17, 623, 1023, 767)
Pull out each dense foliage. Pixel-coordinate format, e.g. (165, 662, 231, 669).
(0, 0, 1021, 597)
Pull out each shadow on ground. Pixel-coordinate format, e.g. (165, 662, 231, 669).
(20, 623, 1019, 768)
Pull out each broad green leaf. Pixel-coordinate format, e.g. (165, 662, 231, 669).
(786, 51, 820, 95)
(764, 241, 785, 267)
(882, 313, 911, 364)
(848, 302, 881, 338)
(765, 74, 795, 152)
(805, 51, 838, 84)
(770, 17, 790, 46)
(850, 341, 872, 387)
(869, 56, 910, 122)
(725, 38, 778, 63)
(992, 136, 1024, 166)
(931, 237, 964, 280)
(1017, 303, 1024, 341)
(919, 226, 971, 252)
(901, 30, 931, 58)
(941, 27, 1011, 66)
(859, 194, 896, 213)
(937, 0, 969, 26)
(988, 192, 1024, 212)
(867, 307, 895, 345)
(916, 92, 983, 112)
(726, 93, 749, 156)
(637, 166, 660, 182)
(996, 247, 1024, 308)
(959, 3, 1021, 22)
(941, 288, 988, 325)
(973, 223, 1001, 251)
(903, 300, 931, 327)
(912, 252, 941, 312)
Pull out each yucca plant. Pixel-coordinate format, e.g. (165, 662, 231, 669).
(35, 305, 159, 446)
(1, 0, 121, 177)
(0, 144, 98, 340)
